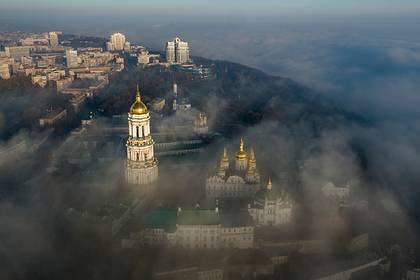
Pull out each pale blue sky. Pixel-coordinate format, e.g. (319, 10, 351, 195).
(2, 0, 420, 15)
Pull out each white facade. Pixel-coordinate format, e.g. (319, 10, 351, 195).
(49, 32, 59, 47)
(168, 224, 222, 250)
(109, 33, 127, 51)
(220, 226, 254, 249)
(166, 37, 190, 64)
(65, 49, 78, 68)
(248, 196, 293, 226)
(206, 140, 260, 198)
(0, 63, 11, 79)
(206, 175, 259, 198)
(126, 87, 158, 185)
(140, 209, 254, 250)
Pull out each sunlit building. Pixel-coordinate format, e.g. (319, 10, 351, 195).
(0, 63, 11, 79)
(65, 49, 79, 68)
(206, 139, 261, 198)
(5, 46, 32, 62)
(125, 85, 159, 185)
(49, 32, 59, 47)
(165, 37, 190, 64)
(108, 33, 127, 51)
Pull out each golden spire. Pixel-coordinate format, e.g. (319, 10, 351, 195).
(219, 147, 229, 171)
(249, 147, 256, 162)
(236, 138, 248, 160)
(136, 84, 141, 101)
(267, 177, 272, 190)
(130, 84, 148, 115)
(222, 147, 229, 161)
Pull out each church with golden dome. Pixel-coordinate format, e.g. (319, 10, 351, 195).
(125, 85, 158, 185)
(206, 138, 261, 198)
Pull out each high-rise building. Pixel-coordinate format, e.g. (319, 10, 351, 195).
(126, 86, 158, 185)
(49, 32, 59, 47)
(65, 49, 78, 68)
(165, 37, 190, 64)
(108, 33, 126, 51)
(5, 46, 32, 62)
(166, 41, 175, 63)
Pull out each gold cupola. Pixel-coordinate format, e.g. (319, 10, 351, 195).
(235, 138, 248, 160)
(219, 147, 230, 171)
(130, 85, 148, 115)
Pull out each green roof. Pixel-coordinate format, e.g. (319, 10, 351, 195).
(177, 210, 220, 225)
(144, 209, 177, 231)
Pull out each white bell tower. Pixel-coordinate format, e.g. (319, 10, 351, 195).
(126, 85, 158, 185)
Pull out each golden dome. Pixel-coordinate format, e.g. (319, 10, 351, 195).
(236, 138, 248, 160)
(130, 85, 148, 115)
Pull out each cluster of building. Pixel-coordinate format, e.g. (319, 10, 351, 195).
(124, 207, 254, 250)
(117, 84, 296, 256)
(0, 31, 125, 86)
(0, 31, 132, 127)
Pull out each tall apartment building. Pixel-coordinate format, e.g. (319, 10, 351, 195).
(165, 37, 190, 64)
(49, 32, 59, 47)
(5, 46, 32, 62)
(108, 33, 127, 51)
(65, 49, 79, 68)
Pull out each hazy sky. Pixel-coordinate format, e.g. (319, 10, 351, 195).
(2, 0, 420, 16)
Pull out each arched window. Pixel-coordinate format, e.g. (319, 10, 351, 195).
(136, 153, 139, 161)
(136, 126, 139, 138)
(142, 126, 145, 138)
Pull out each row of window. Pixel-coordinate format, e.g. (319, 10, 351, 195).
(222, 227, 253, 233)
(207, 185, 250, 191)
(178, 228, 217, 234)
